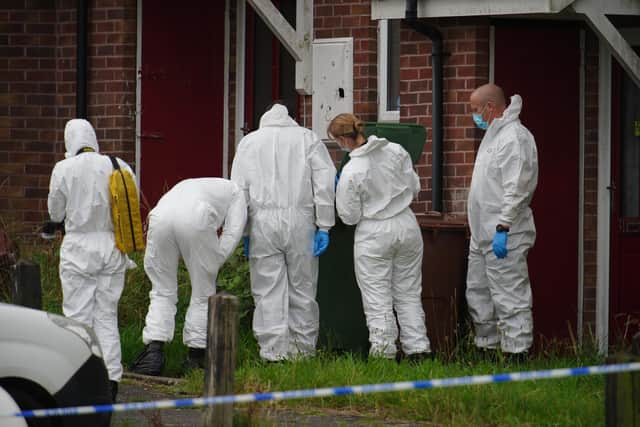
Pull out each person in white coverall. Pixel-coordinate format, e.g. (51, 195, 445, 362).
(466, 83, 538, 361)
(230, 102, 336, 362)
(130, 178, 247, 375)
(328, 113, 432, 363)
(47, 118, 136, 401)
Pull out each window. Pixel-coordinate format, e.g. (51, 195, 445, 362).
(378, 19, 400, 122)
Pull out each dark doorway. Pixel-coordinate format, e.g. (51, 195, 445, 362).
(610, 51, 640, 344)
(245, 0, 299, 133)
(140, 1, 225, 210)
(494, 22, 581, 341)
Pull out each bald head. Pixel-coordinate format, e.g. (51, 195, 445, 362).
(470, 83, 506, 108)
(469, 83, 507, 127)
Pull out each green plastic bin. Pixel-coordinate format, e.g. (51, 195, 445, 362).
(317, 122, 427, 356)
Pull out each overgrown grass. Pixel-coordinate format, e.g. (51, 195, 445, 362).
(11, 239, 609, 425)
(176, 349, 604, 426)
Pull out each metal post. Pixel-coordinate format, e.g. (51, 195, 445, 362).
(202, 293, 238, 427)
(605, 332, 640, 426)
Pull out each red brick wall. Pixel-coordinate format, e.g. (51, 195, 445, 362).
(0, 0, 136, 235)
(1, 1, 58, 229)
(582, 30, 599, 333)
(313, 5, 490, 216)
(401, 18, 489, 215)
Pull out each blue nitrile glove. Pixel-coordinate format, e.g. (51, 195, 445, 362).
(334, 172, 341, 192)
(313, 230, 330, 257)
(492, 231, 508, 259)
(243, 236, 250, 258)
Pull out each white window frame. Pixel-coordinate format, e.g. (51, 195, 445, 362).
(377, 19, 400, 122)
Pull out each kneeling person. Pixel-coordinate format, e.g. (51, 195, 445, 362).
(131, 178, 247, 375)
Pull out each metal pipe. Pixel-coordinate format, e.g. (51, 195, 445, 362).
(76, 0, 88, 118)
(405, 0, 443, 212)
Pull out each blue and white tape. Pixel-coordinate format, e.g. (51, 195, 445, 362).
(4, 362, 640, 419)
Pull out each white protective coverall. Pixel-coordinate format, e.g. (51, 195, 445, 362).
(466, 94, 538, 354)
(230, 104, 336, 361)
(142, 178, 247, 349)
(48, 118, 134, 382)
(336, 136, 431, 358)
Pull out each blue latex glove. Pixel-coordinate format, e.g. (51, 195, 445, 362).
(313, 230, 330, 257)
(492, 231, 508, 259)
(243, 236, 250, 258)
(334, 172, 341, 192)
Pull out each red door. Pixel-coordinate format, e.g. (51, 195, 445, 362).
(610, 55, 640, 343)
(140, 1, 224, 210)
(494, 23, 580, 340)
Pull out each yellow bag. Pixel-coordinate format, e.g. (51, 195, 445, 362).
(109, 156, 145, 253)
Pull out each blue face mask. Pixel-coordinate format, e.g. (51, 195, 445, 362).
(472, 113, 488, 130)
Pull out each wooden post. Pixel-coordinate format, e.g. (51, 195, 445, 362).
(606, 332, 640, 427)
(202, 293, 238, 427)
(13, 260, 42, 310)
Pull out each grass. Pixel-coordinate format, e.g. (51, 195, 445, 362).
(172, 348, 605, 426)
(5, 238, 609, 426)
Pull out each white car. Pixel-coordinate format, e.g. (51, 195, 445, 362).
(0, 303, 112, 427)
(0, 385, 27, 427)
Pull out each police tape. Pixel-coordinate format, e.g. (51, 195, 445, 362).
(4, 362, 640, 419)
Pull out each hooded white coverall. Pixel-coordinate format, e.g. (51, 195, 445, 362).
(142, 178, 247, 349)
(230, 104, 336, 361)
(466, 95, 538, 354)
(336, 136, 431, 358)
(48, 119, 134, 382)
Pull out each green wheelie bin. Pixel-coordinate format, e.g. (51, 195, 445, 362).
(316, 122, 427, 356)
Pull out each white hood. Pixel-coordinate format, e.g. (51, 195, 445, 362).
(349, 135, 389, 157)
(64, 119, 99, 159)
(258, 104, 298, 128)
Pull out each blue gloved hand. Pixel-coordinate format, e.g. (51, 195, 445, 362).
(313, 230, 330, 257)
(492, 231, 508, 259)
(243, 236, 250, 258)
(334, 172, 341, 192)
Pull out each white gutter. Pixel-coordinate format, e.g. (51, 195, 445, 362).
(595, 39, 611, 356)
(371, 0, 577, 19)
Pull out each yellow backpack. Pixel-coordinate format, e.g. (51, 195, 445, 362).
(108, 156, 145, 253)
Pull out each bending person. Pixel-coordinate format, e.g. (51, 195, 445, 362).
(130, 178, 247, 375)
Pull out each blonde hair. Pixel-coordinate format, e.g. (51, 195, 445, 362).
(327, 113, 365, 140)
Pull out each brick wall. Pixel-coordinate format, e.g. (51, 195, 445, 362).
(582, 30, 599, 333)
(313, 5, 489, 216)
(1, 1, 58, 230)
(0, 0, 136, 235)
(402, 18, 489, 215)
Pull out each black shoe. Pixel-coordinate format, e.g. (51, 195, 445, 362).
(504, 352, 528, 365)
(109, 380, 118, 403)
(183, 347, 206, 371)
(407, 352, 434, 365)
(130, 341, 165, 376)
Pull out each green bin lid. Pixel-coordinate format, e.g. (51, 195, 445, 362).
(338, 122, 427, 171)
